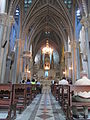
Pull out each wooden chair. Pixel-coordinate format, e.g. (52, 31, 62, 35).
(13, 84, 26, 113)
(68, 85, 90, 120)
(0, 84, 16, 120)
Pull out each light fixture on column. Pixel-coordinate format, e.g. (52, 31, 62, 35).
(69, 67, 73, 70)
(63, 71, 66, 75)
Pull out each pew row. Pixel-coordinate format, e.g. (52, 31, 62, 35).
(51, 84, 90, 119)
(0, 84, 16, 120)
(0, 84, 42, 119)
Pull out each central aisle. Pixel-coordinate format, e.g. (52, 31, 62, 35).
(16, 89, 66, 120)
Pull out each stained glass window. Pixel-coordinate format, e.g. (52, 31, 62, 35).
(14, 7, 20, 24)
(63, 0, 72, 14)
(24, 0, 32, 13)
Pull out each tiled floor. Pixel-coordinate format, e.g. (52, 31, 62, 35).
(15, 89, 66, 120)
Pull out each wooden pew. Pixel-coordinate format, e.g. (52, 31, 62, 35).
(31, 84, 37, 100)
(0, 84, 16, 120)
(25, 84, 32, 105)
(51, 85, 60, 100)
(58, 85, 63, 104)
(61, 85, 70, 118)
(51, 84, 54, 95)
(58, 85, 69, 105)
(68, 85, 90, 119)
(36, 84, 42, 94)
(13, 84, 26, 113)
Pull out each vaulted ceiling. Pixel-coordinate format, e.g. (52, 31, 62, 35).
(9, 0, 89, 59)
(22, 0, 73, 59)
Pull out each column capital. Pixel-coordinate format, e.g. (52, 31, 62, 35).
(0, 13, 7, 25)
(81, 16, 90, 29)
(64, 51, 71, 58)
(0, 13, 15, 26)
(7, 15, 15, 26)
(69, 41, 80, 49)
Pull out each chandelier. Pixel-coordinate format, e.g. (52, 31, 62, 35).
(42, 40, 53, 54)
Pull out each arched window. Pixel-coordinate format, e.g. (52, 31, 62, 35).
(64, 0, 72, 14)
(76, 7, 81, 24)
(14, 7, 20, 25)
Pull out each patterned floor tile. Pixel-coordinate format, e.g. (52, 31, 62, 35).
(37, 114, 53, 119)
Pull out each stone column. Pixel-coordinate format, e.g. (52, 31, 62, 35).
(15, 39, 22, 83)
(76, 41, 81, 79)
(0, 13, 14, 83)
(11, 40, 18, 84)
(64, 51, 71, 78)
(51, 53, 54, 69)
(0, 13, 7, 82)
(81, 16, 90, 78)
(30, 58, 33, 79)
(4, 58, 11, 83)
(40, 52, 43, 69)
(70, 41, 77, 84)
(18, 40, 25, 83)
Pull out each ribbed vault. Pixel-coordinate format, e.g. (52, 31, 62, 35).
(21, 0, 74, 60)
(9, 0, 77, 60)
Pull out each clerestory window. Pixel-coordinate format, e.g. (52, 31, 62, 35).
(24, 0, 32, 13)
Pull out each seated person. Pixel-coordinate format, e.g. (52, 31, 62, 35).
(31, 79, 36, 91)
(31, 79, 36, 84)
(51, 80, 54, 85)
(59, 77, 68, 85)
(54, 81, 58, 85)
(36, 81, 42, 93)
(36, 81, 41, 85)
(72, 76, 90, 118)
(26, 79, 31, 84)
(67, 77, 72, 84)
(21, 80, 25, 84)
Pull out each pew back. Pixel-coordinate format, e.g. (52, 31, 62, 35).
(68, 85, 90, 119)
(13, 84, 26, 112)
(0, 84, 16, 119)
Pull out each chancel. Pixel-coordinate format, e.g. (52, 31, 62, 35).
(0, 0, 90, 120)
